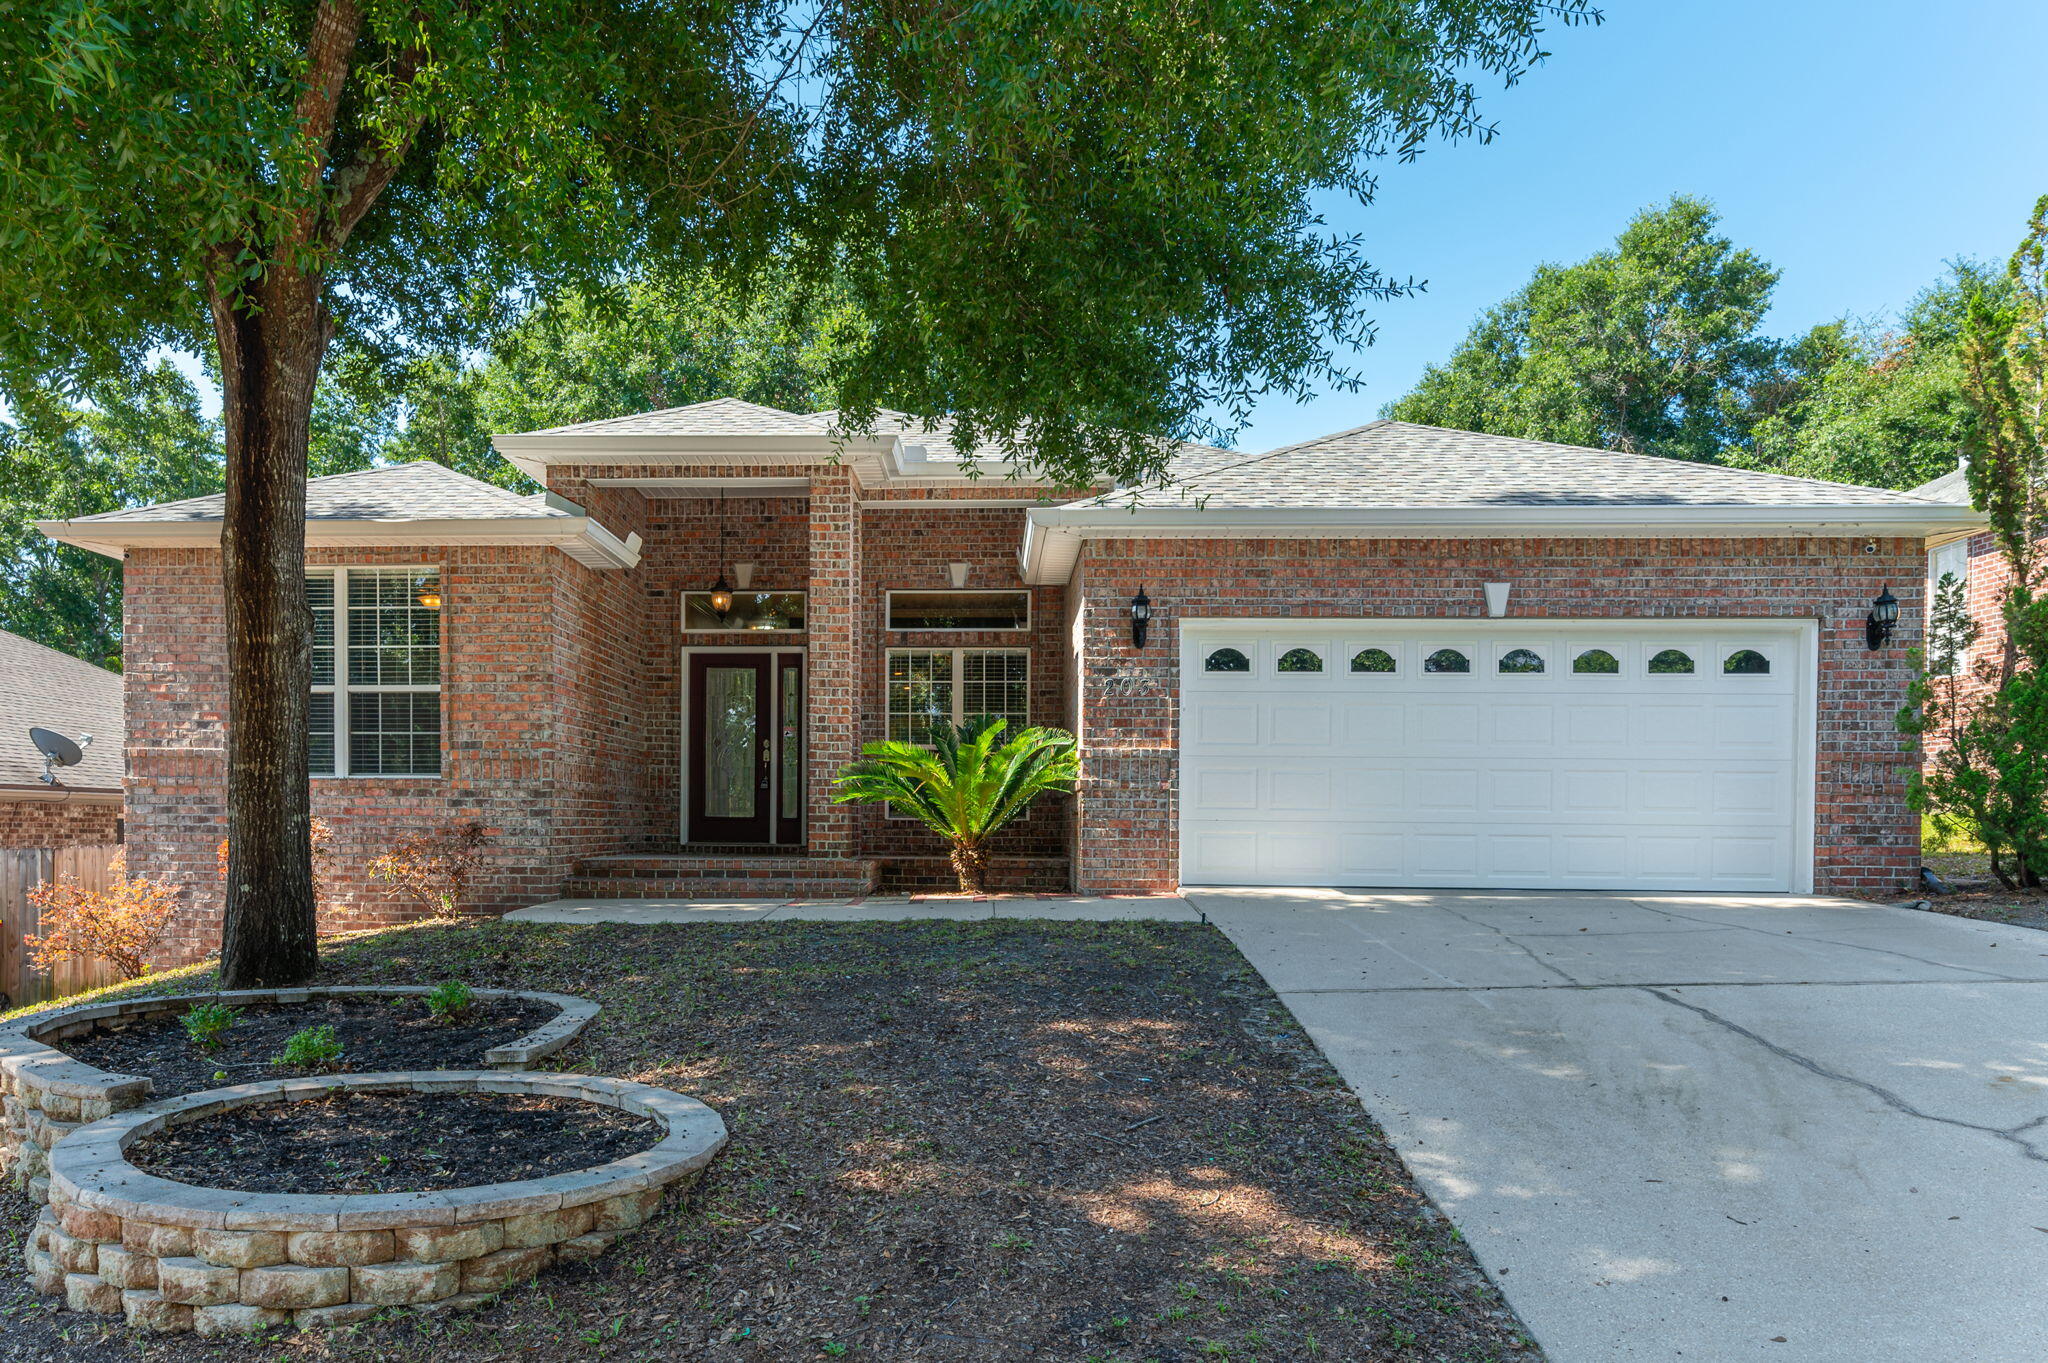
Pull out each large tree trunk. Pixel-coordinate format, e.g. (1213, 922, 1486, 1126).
(210, 272, 327, 987)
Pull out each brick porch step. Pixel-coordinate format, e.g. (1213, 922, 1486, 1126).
(566, 854, 879, 900)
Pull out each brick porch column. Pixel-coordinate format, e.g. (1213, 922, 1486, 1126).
(806, 467, 863, 858)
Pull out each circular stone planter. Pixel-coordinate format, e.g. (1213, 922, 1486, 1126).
(0, 987, 598, 1204)
(24, 1071, 726, 1334)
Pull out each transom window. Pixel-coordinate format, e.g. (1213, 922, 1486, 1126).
(683, 591, 805, 631)
(1573, 649, 1621, 675)
(1424, 648, 1471, 674)
(309, 568, 441, 776)
(1723, 649, 1771, 675)
(1351, 648, 1396, 673)
(1648, 648, 1695, 675)
(887, 590, 1030, 631)
(1498, 648, 1545, 674)
(886, 649, 1028, 742)
(1277, 647, 1323, 673)
(1204, 647, 1251, 673)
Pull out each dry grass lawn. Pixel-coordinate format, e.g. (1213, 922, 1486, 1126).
(1, 918, 1537, 1362)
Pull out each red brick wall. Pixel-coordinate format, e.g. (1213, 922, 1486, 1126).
(808, 468, 864, 857)
(123, 545, 590, 962)
(1068, 535, 1929, 898)
(858, 505, 1069, 862)
(0, 797, 120, 849)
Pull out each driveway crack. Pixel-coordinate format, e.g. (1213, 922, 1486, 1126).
(1427, 901, 1583, 985)
(1639, 986, 2048, 1165)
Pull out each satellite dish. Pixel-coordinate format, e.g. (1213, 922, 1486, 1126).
(29, 727, 89, 786)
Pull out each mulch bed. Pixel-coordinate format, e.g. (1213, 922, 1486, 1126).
(1891, 852, 2048, 931)
(0, 919, 1539, 1362)
(127, 1090, 660, 1195)
(52, 996, 557, 1097)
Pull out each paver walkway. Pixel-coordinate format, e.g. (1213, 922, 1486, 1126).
(508, 888, 2048, 1362)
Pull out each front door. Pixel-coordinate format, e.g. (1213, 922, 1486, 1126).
(688, 653, 804, 845)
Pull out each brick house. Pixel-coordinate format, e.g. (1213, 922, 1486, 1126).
(0, 630, 122, 848)
(40, 404, 1981, 958)
(1910, 465, 2015, 708)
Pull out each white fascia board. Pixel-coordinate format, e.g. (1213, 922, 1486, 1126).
(1019, 503, 1989, 583)
(36, 515, 642, 570)
(490, 434, 893, 482)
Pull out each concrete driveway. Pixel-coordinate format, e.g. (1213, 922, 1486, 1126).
(1186, 888, 2048, 1363)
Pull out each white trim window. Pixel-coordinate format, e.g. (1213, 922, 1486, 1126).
(309, 567, 443, 776)
(1928, 540, 1969, 592)
(885, 648, 1028, 742)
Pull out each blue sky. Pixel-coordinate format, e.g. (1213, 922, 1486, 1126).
(1227, 0, 2048, 453)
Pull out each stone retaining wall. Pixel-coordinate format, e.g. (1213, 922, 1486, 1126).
(0, 987, 597, 1203)
(20, 1072, 725, 1333)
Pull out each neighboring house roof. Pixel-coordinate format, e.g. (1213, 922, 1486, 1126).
(1909, 467, 1972, 506)
(38, 462, 642, 570)
(1022, 421, 1987, 583)
(0, 631, 123, 795)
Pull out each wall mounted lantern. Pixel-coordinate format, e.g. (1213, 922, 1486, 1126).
(415, 587, 443, 611)
(1866, 586, 1899, 651)
(1130, 587, 1152, 649)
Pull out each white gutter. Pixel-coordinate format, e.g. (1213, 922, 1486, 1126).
(1020, 502, 1989, 584)
(36, 515, 644, 571)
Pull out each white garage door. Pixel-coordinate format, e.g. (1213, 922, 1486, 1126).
(1179, 621, 1815, 893)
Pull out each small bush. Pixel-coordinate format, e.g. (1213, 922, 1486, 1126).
(180, 1002, 240, 1052)
(272, 1024, 343, 1071)
(24, 851, 177, 980)
(368, 820, 493, 920)
(424, 980, 475, 1023)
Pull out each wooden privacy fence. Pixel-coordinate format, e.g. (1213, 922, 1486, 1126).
(0, 845, 124, 1011)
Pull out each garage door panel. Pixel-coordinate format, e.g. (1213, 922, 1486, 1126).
(1190, 767, 1259, 812)
(1337, 833, 1406, 878)
(1412, 833, 1480, 875)
(1336, 767, 1404, 810)
(1181, 622, 1809, 892)
(1412, 768, 1480, 812)
(1490, 769, 1555, 813)
(1485, 835, 1553, 876)
(1192, 701, 1262, 746)
(1491, 706, 1555, 744)
(1715, 702, 1792, 750)
(1269, 769, 1332, 813)
(1270, 703, 1333, 746)
(1566, 704, 1634, 746)
(1412, 703, 1481, 746)
(1713, 770, 1784, 817)
(1561, 769, 1630, 813)
(1340, 702, 1403, 745)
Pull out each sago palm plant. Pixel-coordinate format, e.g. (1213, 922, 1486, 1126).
(833, 716, 1080, 894)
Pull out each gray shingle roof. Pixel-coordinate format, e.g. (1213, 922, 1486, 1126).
(0, 632, 122, 792)
(68, 462, 567, 526)
(1097, 421, 1958, 510)
(520, 397, 834, 438)
(504, 398, 1231, 474)
(1909, 467, 1972, 505)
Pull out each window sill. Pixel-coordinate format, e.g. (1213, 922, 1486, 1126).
(311, 773, 445, 781)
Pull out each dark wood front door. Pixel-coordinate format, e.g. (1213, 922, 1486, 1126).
(688, 653, 803, 845)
